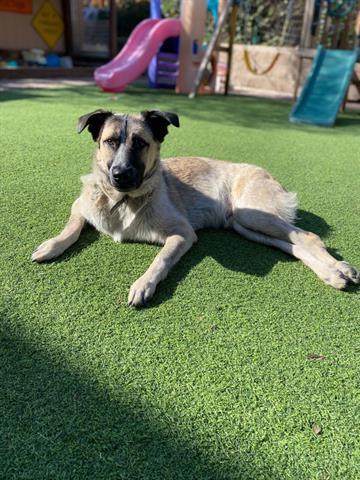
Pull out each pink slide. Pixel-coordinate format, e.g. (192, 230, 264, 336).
(94, 18, 181, 93)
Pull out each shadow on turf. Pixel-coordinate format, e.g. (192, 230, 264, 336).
(2, 85, 359, 133)
(151, 209, 340, 307)
(0, 89, 50, 103)
(54, 223, 100, 263)
(120, 86, 360, 132)
(41, 207, 357, 302)
(0, 325, 280, 480)
(46, 208, 332, 265)
(1, 87, 289, 131)
(335, 116, 360, 128)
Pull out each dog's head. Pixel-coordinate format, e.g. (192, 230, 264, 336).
(78, 109, 179, 192)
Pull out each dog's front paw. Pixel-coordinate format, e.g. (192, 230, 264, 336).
(31, 238, 63, 263)
(335, 261, 360, 285)
(128, 275, 156, 307)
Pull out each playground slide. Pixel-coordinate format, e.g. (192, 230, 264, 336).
(289, 46, 358, 127)
(94, 18, 181, 93)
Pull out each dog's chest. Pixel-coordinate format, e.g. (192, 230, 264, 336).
(81, 184, 163, 244)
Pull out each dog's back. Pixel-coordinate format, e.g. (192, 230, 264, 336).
(163, 157, 233, 229)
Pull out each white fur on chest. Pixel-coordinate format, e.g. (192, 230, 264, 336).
(80, 176, 165, 245)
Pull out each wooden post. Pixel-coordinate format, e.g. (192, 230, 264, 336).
(109, 0, 117, 59)
(300, 0, 316, 48)
(331, 17, 340, 48)
(321, 14, 330, 46)
(355, 10, 360, 48)
(342, 9, 360, 110)
(61, 0, 73, 56)
(224, 2, 238, 95)
(339, 13, 351, 49)
(293, 56, 303, 100)
(177, 0, 207, 94)
(189, 0, 233, 98)
(294, 0, 315, 104)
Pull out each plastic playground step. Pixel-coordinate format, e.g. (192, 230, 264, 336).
(289, 46, 358, 127)
(157, 71, 178, 78)
(158, 61, 179, 69)
(158, 52, 178, 60)
(155, 78, 177, 87)
(157, 76, 177, 82)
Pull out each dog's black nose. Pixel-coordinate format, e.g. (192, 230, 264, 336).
(111, 165, 133, 182)
(110, 164, 140, 191)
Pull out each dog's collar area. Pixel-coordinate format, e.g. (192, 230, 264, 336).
(110, 195, 128, 215)
(110, 191, 153, 222)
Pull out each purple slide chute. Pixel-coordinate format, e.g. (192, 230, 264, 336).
(94, 18, 181, 93)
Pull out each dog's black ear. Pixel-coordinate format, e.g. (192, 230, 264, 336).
(141, 110, 179, 143)
(77, 109, 113, 141)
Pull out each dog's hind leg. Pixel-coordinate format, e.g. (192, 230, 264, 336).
(32, 198, 86, 262)
(233, 221, 350, 289)
(232, 175, 359, 288)
(281, 223, 359, 285)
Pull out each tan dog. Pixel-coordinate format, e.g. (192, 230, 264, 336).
(32, 109, 359, 306)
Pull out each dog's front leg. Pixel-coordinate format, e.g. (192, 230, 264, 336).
(32, 198, 86, 262)
(128, 228, 197, 307)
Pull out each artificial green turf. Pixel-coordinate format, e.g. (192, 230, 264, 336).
(0, 85, 359, 480)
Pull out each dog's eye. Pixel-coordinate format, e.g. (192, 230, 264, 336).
(104, 138, 118, 148)
(132, 136, 148, 149)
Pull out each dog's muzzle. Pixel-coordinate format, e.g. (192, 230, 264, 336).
(110, 164, 142, 191)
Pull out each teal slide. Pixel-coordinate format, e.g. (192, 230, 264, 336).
(289, 46, 358, 127)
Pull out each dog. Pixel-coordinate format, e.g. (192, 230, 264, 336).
(32, 109, 359, 306)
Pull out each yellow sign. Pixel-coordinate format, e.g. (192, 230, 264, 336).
(32, 0, 64, 49)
